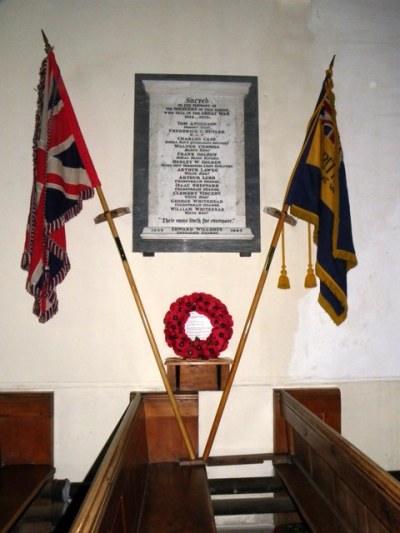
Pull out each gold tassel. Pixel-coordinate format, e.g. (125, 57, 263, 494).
(304, 222, 317, 288)
(278, 224, 290, 289)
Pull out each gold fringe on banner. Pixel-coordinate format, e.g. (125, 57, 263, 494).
(304, 222, 317, 288)
(278, 224, 290, 289)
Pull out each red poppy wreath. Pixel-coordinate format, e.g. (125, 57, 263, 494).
(164, 292, 233, 359)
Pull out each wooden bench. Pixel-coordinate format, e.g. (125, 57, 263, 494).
(203, 388, 342, 527)
(63, 387, 400, 531)
(69, 392, 216, 532)
(273, 388, 400, 532)
(0, 392, 55, 531)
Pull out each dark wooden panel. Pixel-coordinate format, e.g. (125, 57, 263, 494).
(275, 463, 348, 533)
(208, 476, 284, 495)
(212, 495, 295, 515)
(95, 468, 129, 532)
(143, 392, 198, 462)
(308, 446, 335, 503)
(365, 505, 391, 533)
(334, 474, 368, 532)
(273, 388, 341, 454)
(140, 463, 216, 532)
(0, 464, 54, 531)
(292, 431, 311, 476)
(0, 392, 53, 465)
(207, 453, 280, 466)
(123, 463, 148, 530)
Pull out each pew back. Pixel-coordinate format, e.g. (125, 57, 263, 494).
(0, 392, 53, 465)
(0, 392, 54, 531)
(140, 392, 198, 463)
(274, 388, 400, 532)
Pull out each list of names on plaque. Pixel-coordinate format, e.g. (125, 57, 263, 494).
(164, 98, 232, 219)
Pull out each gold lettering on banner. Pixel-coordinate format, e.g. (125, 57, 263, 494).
(306, 121, 336, 211)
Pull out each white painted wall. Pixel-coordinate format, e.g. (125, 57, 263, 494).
(1, 0, 399, 481)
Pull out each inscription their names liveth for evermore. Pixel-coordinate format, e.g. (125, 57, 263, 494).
(133, 75, 260, 254)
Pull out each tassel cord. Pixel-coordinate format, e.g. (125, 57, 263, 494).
(304, 222, 317, 288)
(278, 224, 290, 289)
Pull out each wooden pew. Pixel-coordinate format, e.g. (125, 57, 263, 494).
(69, 392, 216, 532)
(273, 388, 400, 532)
(206, 389, 342, 527)
(69, 389, 339, 531)
(0, 392, 55, 531)
(64, 387, 400, 532)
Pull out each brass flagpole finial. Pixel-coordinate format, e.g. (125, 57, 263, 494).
(326, 55, 336, 79)
(41, 30, 53, 53)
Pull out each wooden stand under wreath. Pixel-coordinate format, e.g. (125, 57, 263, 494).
(165, 357, 232, 392)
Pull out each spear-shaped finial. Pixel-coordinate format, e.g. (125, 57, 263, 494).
(326, 55, 336, 79)
(41, 30, 53, 53)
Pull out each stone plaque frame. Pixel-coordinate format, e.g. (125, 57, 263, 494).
(133, 74, 260, 255)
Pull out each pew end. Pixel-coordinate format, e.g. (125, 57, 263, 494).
(273, 388, 400, 531)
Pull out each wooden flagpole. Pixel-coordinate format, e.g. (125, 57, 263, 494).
(202, 207, 289, 461)
(41, 31, 196, 461)
(202, 57, 336, 461)
(95, 188, 196, 460)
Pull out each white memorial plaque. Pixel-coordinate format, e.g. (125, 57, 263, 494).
(133, 75, 260, 254)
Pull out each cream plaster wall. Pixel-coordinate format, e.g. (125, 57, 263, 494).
(0, 0, 399, 481)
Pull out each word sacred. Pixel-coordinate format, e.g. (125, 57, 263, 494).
(185, 97, 209, 104)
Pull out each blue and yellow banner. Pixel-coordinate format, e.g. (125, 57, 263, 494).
(284, 64, 357, 325)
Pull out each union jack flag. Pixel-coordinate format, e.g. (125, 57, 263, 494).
(22, 50, 101, 323)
